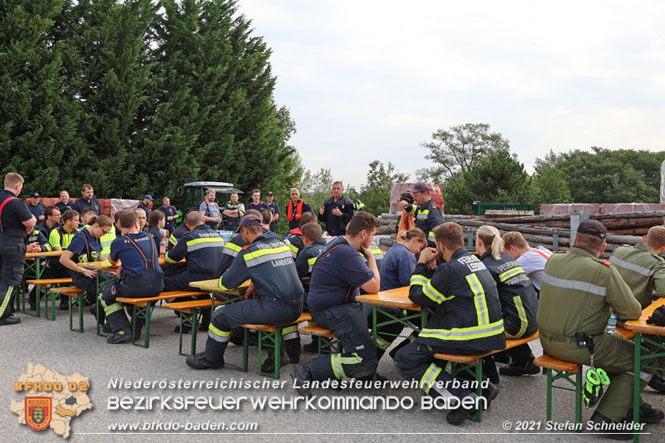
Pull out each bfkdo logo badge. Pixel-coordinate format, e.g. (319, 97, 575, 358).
(25, 397, 52, 431)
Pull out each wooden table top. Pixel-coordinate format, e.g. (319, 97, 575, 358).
(189, 279, 250, 293)
(81, 256, 182, 270)
(625, 298, 665, 336)
(26, 250, 64, 259)
(356, 286, 421, 311)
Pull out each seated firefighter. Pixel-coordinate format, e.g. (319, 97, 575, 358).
(164, 211, 225, 331)
(100, 211, 165, 344)
(393, 222, 505, 426)
(186, 213, 304, 370)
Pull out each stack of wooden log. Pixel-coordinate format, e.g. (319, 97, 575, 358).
(376, 211, 665, 258)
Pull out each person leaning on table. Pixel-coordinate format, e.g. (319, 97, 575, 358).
(538, 220, 663, 437)
(0, 172, 36, 326)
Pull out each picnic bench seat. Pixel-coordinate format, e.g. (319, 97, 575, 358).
(24, 278, 74, 320)
(114, 291, 210, 348)
(162, 299, 225, 356)
(241, 313, 314, 379)
(532, 326, 634, 428)
(430, 331, 540, 423)
(49, 287, 85, 332)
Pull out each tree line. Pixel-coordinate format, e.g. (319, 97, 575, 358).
(0, 0, 302, 201)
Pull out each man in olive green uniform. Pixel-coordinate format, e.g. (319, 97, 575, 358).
(610, 225, 665, 393)
(538, 220, 662, 433)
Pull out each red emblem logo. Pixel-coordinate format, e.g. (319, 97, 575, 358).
(25, 397, 52, 431)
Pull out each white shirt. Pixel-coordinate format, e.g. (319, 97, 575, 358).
(517, 245, 553, 290)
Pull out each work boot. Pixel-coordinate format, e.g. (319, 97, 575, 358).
(589, 411, 632, 440)
(483, 357, 500, 384)
(627, 402, 665, 424)
(482, 382, 499, 409)
(446, 395, 476, 426)
(648, 375, 665, 393)
(499, 360, 540, 377)
(261, 350, 289, 374)
(107, 329, 132, 344)
(0, 316, 20, 326)
(186, 352, 224, 370)
(289, 363, 313, 398)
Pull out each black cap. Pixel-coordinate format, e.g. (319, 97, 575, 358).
(409, 182, 429, 193)
(31, 192, 40, 198)
(235, 214, 262, 233)
(266, 191, 274, 196)
(577, 220, 607, 239)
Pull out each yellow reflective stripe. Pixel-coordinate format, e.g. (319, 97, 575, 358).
(410, 275, 428, 287)
(331, 354, 346, 379)
(307, 256, 318, 266)
(512, 295, 528, 338)
(0, 287, 13, 316)
(186, 237, 225, 246)
(243, 245, 291, 261)
(43, 243, 52, 251)
(105, 303, 123, 316)
(499, 266, 525, 283)
(339, 353, 363, 364)
(428, 231, 435, 238)
(423, 280, 453, 304)
(371, 248, 383, 257)
(376, 335, 391, 350)
(466, 273, 489, 326)
(164, 252, 178, 264)
(218, 276, 234, 291)
(226, 242, 242, 252)
(420, 363, 442, 394)
(283, 325, 299, 340)
(169, 234, 177, 245)
(208, 323, 231, 342)
(418, 209, 430, 216)
(419, 319, 505, 341)
(289, 243, 299, 254)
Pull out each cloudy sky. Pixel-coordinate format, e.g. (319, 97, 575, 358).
(238, 0, 665, 188)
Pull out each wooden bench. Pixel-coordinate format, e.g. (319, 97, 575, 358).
(49, 287, 85, 332)
(162, 299, 224, 356)
(300, 324, 340, 355)
(431, 331, 540, 423)
(533, 326, 634, 429)
(114, 291, 210, 348)
(24, 278, 74, 320)
(242, 313, 313, 379)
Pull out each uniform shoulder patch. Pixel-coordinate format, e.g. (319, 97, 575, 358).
(431, 205, 438, 209)
(242, 245, 250, 250)
(593, 258, 612, 267)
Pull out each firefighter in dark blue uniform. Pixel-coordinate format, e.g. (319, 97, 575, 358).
(71, 184, 102, 215)
(295, 223, 326, 280)
(284, 212, 317, 258)
(394, 222, 504, 426)
(290, 212, 381, 395)
(399, 182, 443, 247)
(164, 211, 225, 330)
(222, 192, 244, 231)
(186, 214, 303, 370)
(476, 225, 538, 378)
(100, 211, 164, 344)
(0, 173, 36, 325)
(59, 216, 114, 305)
(318, 181, 355, 236)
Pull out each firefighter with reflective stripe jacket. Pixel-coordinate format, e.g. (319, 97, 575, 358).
(186, 214, 304, 371)
(610, 226, 665, 309)
(25, 229, 51, 253)
(399, 182, 442, 247)
(477, 225, 538, 379)
(393, 222, 504, 426)
(537, 220, 663, 429)
(0, 173, 36, 325)
(100, 211, 164, 344)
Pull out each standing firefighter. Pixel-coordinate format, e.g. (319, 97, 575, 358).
(399, 183, 442, 247)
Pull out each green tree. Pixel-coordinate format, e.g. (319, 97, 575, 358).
(359, 160, 409, 215)
(530, 151, 572, 204)
(444, 150, 531, 214)
(0, 0, 83, 195)
(543, 148, 665, 203)
(418, 123, 510, 184)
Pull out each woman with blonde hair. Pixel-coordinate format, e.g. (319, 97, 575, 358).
(476, 225, 539, 379)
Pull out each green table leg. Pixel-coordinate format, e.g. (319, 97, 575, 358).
(633, 332, 641, 443)
(243, 328, 249, 372)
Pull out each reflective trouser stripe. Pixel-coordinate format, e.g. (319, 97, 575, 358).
(331, 354, 346, 379)
(420, 363, 442, 394)
(208, 324, 231, 342)
(105, 303, 123, 316)
(512, 295, 528, 338)
(283, 325, 299, 341)
(376, 335, 392, 351)
(0, 286, 13, 316)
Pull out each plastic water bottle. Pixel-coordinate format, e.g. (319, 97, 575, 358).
(159, 229, 167, 256)
(605, 312, 617, 335)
